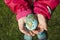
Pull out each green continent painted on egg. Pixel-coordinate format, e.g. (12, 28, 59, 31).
(26, 21, 33, 29)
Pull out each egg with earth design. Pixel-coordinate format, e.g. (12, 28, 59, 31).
(25, 14, 38, 31)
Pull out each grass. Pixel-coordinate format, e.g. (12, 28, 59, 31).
(0, 0, 60, 40)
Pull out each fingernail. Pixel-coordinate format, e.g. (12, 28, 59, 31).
(27, 34, 30, 36)
(32, 35, 35, 36)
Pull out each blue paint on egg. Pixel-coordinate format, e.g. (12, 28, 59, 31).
(25, 14, 38, 31)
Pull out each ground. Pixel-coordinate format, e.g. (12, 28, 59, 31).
(0, 0, 60, 40)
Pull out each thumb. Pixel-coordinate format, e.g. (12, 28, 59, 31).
(44, 27, 47, 31)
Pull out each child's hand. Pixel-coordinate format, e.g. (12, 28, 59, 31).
(18, 17, 35, 36)
(37, 14, 47, 31)
(32, 14, 47, 34)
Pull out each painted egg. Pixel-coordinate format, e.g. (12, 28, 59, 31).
(25, 14, 38, 31)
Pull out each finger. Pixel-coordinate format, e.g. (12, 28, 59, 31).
(19, 27, 30, 36)
(40, 28, 44, 32)
(44, 27, 47, 31)
(21, 29, 31, 36)
(38, 25, 45, 32)
(29, 31, 35, 36)
(32, 30, 39, 34)
(38, 26, 44, 32)
(37, 26, 44, 32)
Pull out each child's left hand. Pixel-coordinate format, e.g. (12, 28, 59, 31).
(32, 14, 47, 35)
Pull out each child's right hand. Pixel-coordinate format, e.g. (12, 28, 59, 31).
(17, 17, 35, 36)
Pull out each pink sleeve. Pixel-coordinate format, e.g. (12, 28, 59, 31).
(4, 0, 32, 21)
(34, 0, 60, 20)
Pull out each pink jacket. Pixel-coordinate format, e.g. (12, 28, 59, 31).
(4, 0, 60, 20)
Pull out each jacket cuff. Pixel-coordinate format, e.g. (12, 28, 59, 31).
(16, 9, 32, 21)
(43, 0, 59, 10)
